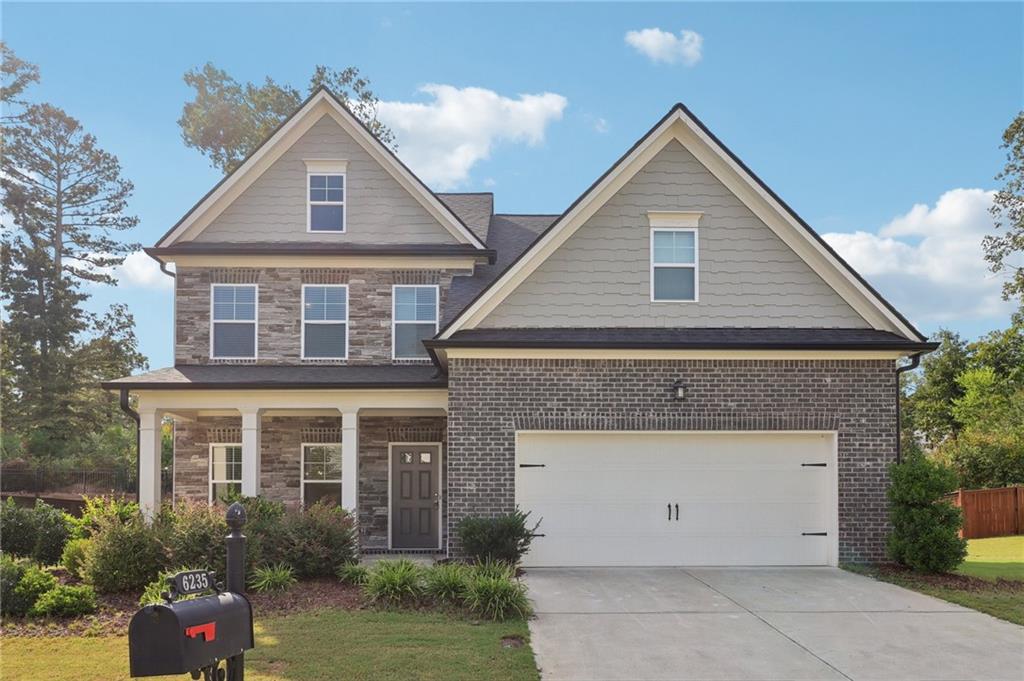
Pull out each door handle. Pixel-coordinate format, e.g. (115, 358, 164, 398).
(667, 503, 671, 521)
(675, 504, 679, 521)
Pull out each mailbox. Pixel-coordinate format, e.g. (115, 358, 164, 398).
(128, 591, 253, 677)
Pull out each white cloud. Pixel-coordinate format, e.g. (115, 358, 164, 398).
(592, 117, 609, 134)
(378, 84, 567, 189)
(625, 28, 703, 66)
(823, 188, 1012, 325)
(116, 251, 173, 289)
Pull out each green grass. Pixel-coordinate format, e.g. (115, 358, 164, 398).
(955, 536, 1024, 581)
(0, 610, 539, 681)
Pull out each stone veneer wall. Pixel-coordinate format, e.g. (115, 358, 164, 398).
(446, 358, 897, 564)
(173, 414, 446, 549)
(174, 267, 471, 365)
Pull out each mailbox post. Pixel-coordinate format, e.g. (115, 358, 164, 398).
(225, 502, 247, 681)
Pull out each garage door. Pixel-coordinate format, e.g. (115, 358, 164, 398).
(516, 432, 836, 567)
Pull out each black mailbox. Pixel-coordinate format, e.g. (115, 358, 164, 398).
(128, 591, 253, 677)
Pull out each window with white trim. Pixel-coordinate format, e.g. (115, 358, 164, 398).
(651, 229, 698, 301)
(308, 174, 345, 232)
(302, 285, 348, 359)
(392, 285, 438, 359)
(209, 444, 242, 503)
(302, 443, 342, 507)
(211, 285, 257, 358)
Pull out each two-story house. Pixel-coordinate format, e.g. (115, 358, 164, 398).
(105, 88, 936, 565)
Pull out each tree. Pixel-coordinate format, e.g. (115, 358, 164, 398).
(984, 111, 1024, 303)
(179, 63, 395, 175)
(905, 330, 970, 448)
(1, 41, 39, 118)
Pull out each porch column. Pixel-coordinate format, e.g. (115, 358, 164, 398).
(341, 411, 358, 512)
(138, 408, 163, 520)
(240, 408, 262, 497)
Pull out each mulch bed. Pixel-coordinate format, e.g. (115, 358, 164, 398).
(1, 579, 366, 638)
(875, 564, 1024, 593)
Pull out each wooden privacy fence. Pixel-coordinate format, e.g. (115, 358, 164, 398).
(945, 486, 1024, 539)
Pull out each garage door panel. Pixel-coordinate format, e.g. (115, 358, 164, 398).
(516, 432, 835, 567)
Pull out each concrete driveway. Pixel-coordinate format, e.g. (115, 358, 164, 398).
(525, 567, 1024, 681)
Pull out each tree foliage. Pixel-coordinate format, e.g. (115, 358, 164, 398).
(985, 111, 1024, 303)
(1, 40, 39, 117)
(887, 455, 967, 573)
(179, 62, 395, 174)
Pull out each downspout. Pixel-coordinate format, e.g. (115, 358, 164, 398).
(119, 388, 141, 493)
(894, 353, 922, 464)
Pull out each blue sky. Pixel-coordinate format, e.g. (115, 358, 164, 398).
(4, 2, 1022, 368)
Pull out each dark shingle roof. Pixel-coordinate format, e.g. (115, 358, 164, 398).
(425, 327, 939, 352)
(436, 193, 494, 243)
(101, 364, 446, 390)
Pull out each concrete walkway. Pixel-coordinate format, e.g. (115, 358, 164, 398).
(526, 567, 1024, 681)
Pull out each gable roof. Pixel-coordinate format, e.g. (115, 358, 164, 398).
(437, 103, 927, 342)
(156, 87, 487, 250)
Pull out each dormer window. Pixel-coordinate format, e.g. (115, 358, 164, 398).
(305, 160, 348, 233)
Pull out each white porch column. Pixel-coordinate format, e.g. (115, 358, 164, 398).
(138, 408, 163, 521)
(240, 408, 262, 497)
(341, 411, 358, 513)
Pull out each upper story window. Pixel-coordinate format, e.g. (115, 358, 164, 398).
(392, 285, 438, 360)
(302, 285, 348, 360)
(308, 173, 345, 232)
(211, 284, 257, 359)
(651, 228, 698, 302)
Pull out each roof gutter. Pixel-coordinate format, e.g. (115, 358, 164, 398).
(118, 388, 141, 499)
(894, 352, 923, 465)
(424, 339, 941, 353)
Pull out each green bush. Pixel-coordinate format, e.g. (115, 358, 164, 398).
(336, 563, 369, 586)
(0, 499, 70, 564)
(68, 496, 140, 540)
(249, 562, 296, 593)
(423, 562, 469, 607)
(30, 584, 97, 617)
(456, 510, 539, 565)
(6, 563, 59, 617)
(280, 501, 357, 578)
(942, 429, 1024, 490)
(220, 494, 287, 569)
(363, 560, 424, 606)
(887, 455, 968, 573)
(60, 538, 91, 579)
(0, 554, 27, 615)
(464, 570, 530, 621)
(158, 502, 228, 572)
(470, 559, 514, 581)
(139, 567, 205, 607)
(84, 516, 165, 593)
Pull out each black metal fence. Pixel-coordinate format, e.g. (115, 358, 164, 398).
(0, 465, 173, 498)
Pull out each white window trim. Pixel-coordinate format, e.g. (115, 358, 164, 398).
(300, 442, 343, 507)
(306, 170, 347, 234)
(209, 283, 259, 360)
(391, 284, 440, 361)
(300, 284, 349, 361)
(208, 442, 243, 504)
(650, 227, 699, 303)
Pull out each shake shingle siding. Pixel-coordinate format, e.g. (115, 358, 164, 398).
(446, 357, 897, 563)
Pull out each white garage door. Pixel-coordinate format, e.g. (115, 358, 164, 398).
(516, 432, 836, 567)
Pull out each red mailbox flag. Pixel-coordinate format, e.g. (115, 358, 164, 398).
(185, 622, 217, 642)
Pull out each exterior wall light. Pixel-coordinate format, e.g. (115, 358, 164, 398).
(672, 380, 688, 401)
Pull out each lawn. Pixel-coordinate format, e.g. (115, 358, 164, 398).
(0, 609, 539, 681)
(851, 535, 1024, 626)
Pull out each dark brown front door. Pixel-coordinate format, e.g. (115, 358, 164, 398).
(391, 444, 440, 549)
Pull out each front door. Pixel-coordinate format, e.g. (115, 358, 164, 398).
(391, 443, 441, 549)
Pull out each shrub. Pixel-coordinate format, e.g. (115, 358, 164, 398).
(84, 516, 165, 593)
(158, 502, 228, 572)
(456, 510, 539, 566)
(888, 455, 968, 573)
(0, 554, 27, 615)
(464, 570, 530, 621)
(0, 499, 70, 564)
(139, 567, 205, 607)
(30, 585, 98, 617)
(423, 563, 469, 607)
(336, 563, 369, 586)
(470, 559, 514, 581)
(280, 501, 357, 578)
(363, 560, 424, 606)
(6, 563, 59, 617)
(68, 496, 140, 540)
(249, 563, 296, 593)
(60, 538, 91, 580)
(220, 494, 287, 569)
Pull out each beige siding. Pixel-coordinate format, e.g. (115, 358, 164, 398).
(195, 114, 459, 244)
(480, 141, 868, 328)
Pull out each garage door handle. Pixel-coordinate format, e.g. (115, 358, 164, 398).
(675, 504, 679, 521)
(667, 503, 672, 521)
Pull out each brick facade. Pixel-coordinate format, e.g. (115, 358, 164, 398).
(446, 357, 897, 564)
(174, 267, 470, 365)
(172, 414, 446, 549)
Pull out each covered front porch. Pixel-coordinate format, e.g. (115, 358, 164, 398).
(134, 387, 448, 552)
